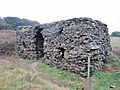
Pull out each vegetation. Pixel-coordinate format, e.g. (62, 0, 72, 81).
(92, 71, 120, 90)
(0, 31, 120, 90)
(0, 61, 55, 90)
(110, 37, 120, 47)
(0, 30, 16, 54)
(0, 17, 39, 30)
(111, 31, 120, 37)
(91, 53, 120, 90)
(0, 54, 120, 90)
(37, 63, 85, 89)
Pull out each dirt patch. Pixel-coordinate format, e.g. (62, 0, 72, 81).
(101, 64, 118, 73)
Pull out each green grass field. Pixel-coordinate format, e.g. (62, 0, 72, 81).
(0, 54, 119, 90)
(0, 31, 120, 90)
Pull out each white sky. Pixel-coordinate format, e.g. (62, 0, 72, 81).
(0, 0, 120, 34)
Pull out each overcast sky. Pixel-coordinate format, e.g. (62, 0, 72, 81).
(0, 0, 120, 34)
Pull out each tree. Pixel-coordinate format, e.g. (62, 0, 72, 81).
(0, 17, 12, 30)
(111, 31, 120, 37)
(0, 16, 40, 30)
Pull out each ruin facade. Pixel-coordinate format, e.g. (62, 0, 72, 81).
(16, 17, 112, 76)
(16, 26, 44, 60)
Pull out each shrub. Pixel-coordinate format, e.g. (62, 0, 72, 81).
(111, 31, 120, 37)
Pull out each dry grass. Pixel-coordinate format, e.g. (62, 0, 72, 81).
(110, 37, 120, 47)
(110, 37, 120, 42)
(0, 30, 16, 44)
(0, 30, 16, 55)
(110, 37, 120, 55)
(0, 59, 70, 90)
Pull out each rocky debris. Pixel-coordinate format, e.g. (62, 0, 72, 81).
(16, 26, 44, 60)
(110, 84, 116, 89)
(16, 17, 112, 77)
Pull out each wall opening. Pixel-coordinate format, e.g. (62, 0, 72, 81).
(58, 47, 66, 58)
(23, 41, 26, 48)
(35, 29, 44, 59)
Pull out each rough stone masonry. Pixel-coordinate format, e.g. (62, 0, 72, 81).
(16, 17, 112, 76)
(16, 26, 44, 60)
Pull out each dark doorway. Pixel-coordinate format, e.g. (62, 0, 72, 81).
(35, 29, 44, 59)
(23, 41, 26, 48)
(58, 47, 66, 58)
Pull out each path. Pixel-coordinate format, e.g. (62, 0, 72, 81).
(29, 61, 39, 73)
(28, 61, 70, 90)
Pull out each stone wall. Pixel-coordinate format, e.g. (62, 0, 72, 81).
(16, 17, 112, 76)
(16, 26, 44, 60)
(42, 17, 111, 76)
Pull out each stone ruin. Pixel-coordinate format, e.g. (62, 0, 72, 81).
(16, 17, 112, 76)
(16, 26, 44, 60)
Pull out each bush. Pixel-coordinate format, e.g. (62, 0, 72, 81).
(111, 31, 120, 37)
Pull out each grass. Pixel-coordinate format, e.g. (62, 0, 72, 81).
(0, 60, 56, 90)
(20, 59, 34, 68)
(18, 54, 120, 90)
(111, 42, 120, 47)
(0, 59, 86, 90)
(37, 63, 85, 89)
(91, 53, 120, 90)
(110, 37, 120, 47)
(0, 31, 120, 90)
(0, 30, 15, 54)
(108, 54, 120, 68)
(0, 30, 16, 44)
(0, 53, 120, 90)
(20, 28, 28, 32)
(92, 71, 120, 90)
